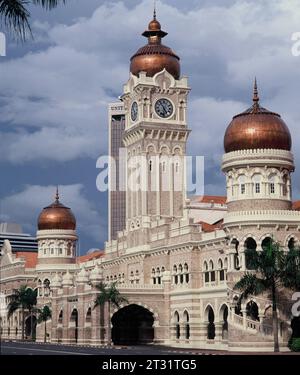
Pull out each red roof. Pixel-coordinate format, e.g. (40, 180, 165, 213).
(198, 219, 224, 233)
(191, 195, 227, 204)
(293, 201, 300, 211)
(77, 251, 104, 263)
(15, 252, 38, 268)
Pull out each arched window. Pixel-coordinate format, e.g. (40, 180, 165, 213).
(252, 174, 261, 194)
(238, 175, 246, 195)
(156, 267, 161, 284)
(269, 175, 276, 194)
(288, 237, 296, 251)
(173, 265, 178, 285)
(283, 175, 288, 196)
(149, 160, 152, 172)
(184, 311, 190, 340)
(262, 237, 272, 251)
(218, 259, 225, 282)
(209, 260, 215, 282)
(58, 310, 63, 325)
(184, 263, 189, 283)
(174, 311, 180, 339)
(245, 237, 257, 270)
(206, 306, 215, 340)
(151, 268, 156, 284)
(43, 279, 50, 297)
(203, 261, 209, 284)
(178, 264, 184, 284)
(86, 308, 92, 324)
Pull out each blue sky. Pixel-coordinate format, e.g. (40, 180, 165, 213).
(1, 0, 300, 254)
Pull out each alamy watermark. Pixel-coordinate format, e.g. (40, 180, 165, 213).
(96, 149, 205, 195)
(292, 292, 300, 317)
(291, 32, 300, 56)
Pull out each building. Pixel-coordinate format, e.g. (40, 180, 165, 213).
(108, 103, 126, 241)
(0, 11, 300, 351)
(0, 223, 38, 254)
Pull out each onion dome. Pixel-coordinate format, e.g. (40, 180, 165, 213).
(224, 79, 291, 153)
(38, 188, 76, 231)
(130, 9, 180, 80)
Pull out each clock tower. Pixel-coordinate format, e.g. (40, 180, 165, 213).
(121, 12, 191, 237)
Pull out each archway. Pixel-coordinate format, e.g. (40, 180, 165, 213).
(245, 237, 257, 270)
(70, 309, 79, 343)
(85, 307, 92, 341)
(262, 237, 272, 251)
(111, 304, 154, 345)
(205, 306, 215, 340)
(220, 304, 228, 339)
(246, 301, 259, 321)
(25, 315, 37, 339)
(174, 311, 180, 339)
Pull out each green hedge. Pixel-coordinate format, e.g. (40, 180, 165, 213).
(288, 337, 300, 352)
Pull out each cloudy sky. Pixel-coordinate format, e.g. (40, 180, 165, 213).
(1, 0, 300, 253)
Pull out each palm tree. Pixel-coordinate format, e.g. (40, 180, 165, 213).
(7, 285, 37, 340)
(0, 0, 66, 40)
(234, 239, 300, 352)
(37, 305, 52, 343)
(94, 282, 128, 346)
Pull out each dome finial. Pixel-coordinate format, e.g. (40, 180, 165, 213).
(253, 77, 259, 105)
(55, 186, 59, 203)
(153, 0, 157, 20)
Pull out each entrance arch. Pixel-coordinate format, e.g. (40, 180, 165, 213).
(219, 304, 228, 339)
(70, 308, 79, 343)
(204, 305, 215, 340)
(25, 315, 37, 339)
(111, 304, 154, 345)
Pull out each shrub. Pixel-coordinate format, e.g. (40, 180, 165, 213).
(289, 337, 300, 352)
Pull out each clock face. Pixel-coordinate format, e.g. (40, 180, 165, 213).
(131, 101, 138, 122)
(155, 98, 174, 118)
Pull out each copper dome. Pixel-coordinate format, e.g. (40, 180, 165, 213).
(38, 189, 76, 231)
(130, 13, 180, 80)
(224, 80, 291, 153)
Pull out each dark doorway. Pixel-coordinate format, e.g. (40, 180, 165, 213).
(291, 316, 300, 338)
(245, 237, 257, 270)
(111, 304, 154, 345)
(207, 306, 215, 340)
(70, 309, 79, 343)
(246, 301, 259, 321)
(25, 315, 37, 339)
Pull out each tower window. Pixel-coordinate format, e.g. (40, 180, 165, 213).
(149, 160, 152, 172)
(270, 183, 275, 194)
(255, 183, 260, 194)
(241, 184, 245, 194)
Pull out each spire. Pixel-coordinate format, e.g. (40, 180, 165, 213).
(253, 77, 260, 110)
(142, 1, 167, 42)
(55, 186, 60, 203)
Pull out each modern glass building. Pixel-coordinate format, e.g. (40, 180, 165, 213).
(108, 103, 126, 241)
(0, 223, 38, 253)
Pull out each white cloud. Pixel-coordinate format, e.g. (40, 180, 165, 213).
(0, 185, 106, 249)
